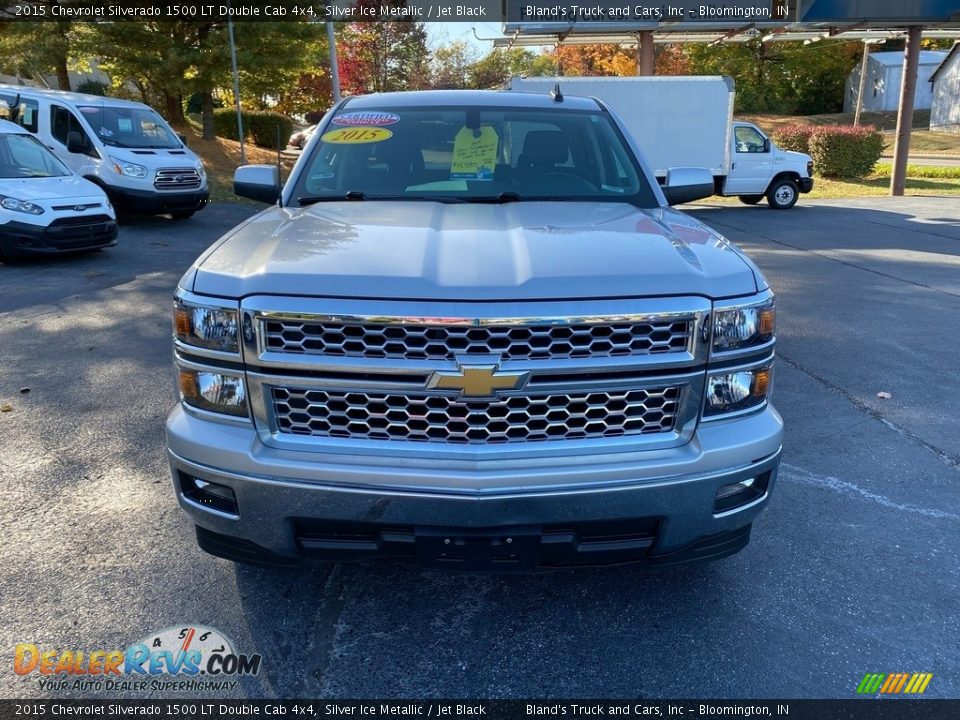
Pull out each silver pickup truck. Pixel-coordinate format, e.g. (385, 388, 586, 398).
(166, 90, 782, 571)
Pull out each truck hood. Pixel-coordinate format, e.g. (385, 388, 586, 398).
(191, 201, 760, 301)
(0, 175, 107, 205)
(779, 149, 812, 164)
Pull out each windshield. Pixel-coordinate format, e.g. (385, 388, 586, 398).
(78, 105, 181, 149)
(293, 106, 656, 206)
(0, 132, 70, 178)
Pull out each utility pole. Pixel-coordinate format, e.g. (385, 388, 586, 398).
(227, 9, 245, 165)
(853, 41, 870, 126)
(890, 26, 922, 196)
(326, 21, 341, 104)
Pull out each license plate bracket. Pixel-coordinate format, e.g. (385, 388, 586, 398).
(415, 526, 541, 572)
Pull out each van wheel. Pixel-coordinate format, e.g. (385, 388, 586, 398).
(767, 179, 799, 209)
(738, 195, 764, 205)
(170, 211, 195, 220)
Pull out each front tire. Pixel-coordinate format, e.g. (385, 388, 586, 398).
(738, 195, 764, 205)
(767, 179, 799, 210)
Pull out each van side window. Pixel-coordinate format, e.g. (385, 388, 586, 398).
(51, 105, 96, 155)
(15, 100, 39, 133)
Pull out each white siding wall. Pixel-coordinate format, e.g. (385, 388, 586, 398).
(930, 54, 960, 133)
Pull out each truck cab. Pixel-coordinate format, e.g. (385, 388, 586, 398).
(724, 121, 814, 209)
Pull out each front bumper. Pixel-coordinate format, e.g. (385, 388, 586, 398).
(798, 177, 814, 193)
(105, 184, 208, 215)
(166, 403, 783, 570)
(0, 216, 117, 256)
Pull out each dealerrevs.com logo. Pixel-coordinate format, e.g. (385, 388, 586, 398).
(14, 625, 261, 693)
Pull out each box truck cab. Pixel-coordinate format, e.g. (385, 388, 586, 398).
(726, 121, 813, 209)
(505, 76, 813, 209)
(0, 85, 208, 218)
(0, 119, 117, 259)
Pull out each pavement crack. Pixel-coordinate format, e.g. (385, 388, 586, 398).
(778, 352, 960, 472)
(298, 563, 346, 697)
(780, 462, 960, 520)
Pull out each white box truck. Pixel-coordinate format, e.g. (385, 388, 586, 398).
(505, 76, 814, 209)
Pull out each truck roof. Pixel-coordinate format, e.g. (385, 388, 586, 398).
(342, 89, 602, 112)
(0, 83, 150, 109)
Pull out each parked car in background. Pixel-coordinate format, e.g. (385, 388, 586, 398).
(506, 76, 814, 209)
(0, 119, 117, 259)
(288, 124, 316, 150)
(0, 84, 208, 218)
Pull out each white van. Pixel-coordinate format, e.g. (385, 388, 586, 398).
(0, 85, 208, 218)
(0, 119, 117, 258)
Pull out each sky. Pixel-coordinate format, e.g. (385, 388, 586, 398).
(424, 22, 507, 58)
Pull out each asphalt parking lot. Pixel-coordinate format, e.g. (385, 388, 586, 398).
(1, 197, 958, 699)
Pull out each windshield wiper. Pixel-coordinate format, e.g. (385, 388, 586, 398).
(467, 192, 555, 204)
(100, 138, 129, 147)
(298, 192, 467, 207)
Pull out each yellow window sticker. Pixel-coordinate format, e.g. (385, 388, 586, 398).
(321, 127, 393, 144)
(450, 126, 498, 180)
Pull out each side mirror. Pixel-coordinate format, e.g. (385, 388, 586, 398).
(178, 133, 188, 146)
(763, 138, 771, 153)
(66, 131, 86, 154)
(662, 167, 715, 206)
(234, 164, 280, 204)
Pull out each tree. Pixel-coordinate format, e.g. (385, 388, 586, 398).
(551, 44, 636, 76)
(0, 4, 74, 90)
(430, 40, 476, 89)
(338, 7, 430, 95)
(467, 48, 549, 89)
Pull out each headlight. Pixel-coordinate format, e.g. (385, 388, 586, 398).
(174, 297, 239, 353)
(195, 160, 206, 178)
(109, 156, 148, 179)
(704, 366, 772, 417)
(1, 196, 44, 215)
(712, 298, 775, 353)
(178, 367, 248, 417)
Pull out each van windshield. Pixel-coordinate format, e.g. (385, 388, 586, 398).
(293, 106, 656, 207)
(0, 132, 70, 178)
(78, 105, 181, 149)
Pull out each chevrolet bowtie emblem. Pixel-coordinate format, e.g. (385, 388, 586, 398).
(428, 359, 528, 398)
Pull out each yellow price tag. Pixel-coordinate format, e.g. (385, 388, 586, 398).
(321, 127, 393, 144)
(450, 126, 498, 180)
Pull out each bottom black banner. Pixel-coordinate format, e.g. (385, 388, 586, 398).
(1, 700, 958, 720)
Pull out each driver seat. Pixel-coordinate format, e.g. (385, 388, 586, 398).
(516, 130, 569, 180)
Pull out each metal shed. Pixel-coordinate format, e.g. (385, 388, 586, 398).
(929, 42, 960, 131)
(844, 50, 948, 112)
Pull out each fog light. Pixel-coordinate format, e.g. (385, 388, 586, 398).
(714, 472, 770, 513)
(716, 477, 755, 500)
(179, 472, 238, 516)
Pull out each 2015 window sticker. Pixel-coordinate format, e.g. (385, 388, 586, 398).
(320, 127, 394, 144)
(331, 112, 400, 127)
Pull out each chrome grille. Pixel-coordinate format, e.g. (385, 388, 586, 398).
(263, 318, 692, 361)
(271, 386, 681, 444)
(155, 168, 201, 190)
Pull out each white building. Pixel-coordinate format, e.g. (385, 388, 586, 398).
(929, 43, 960, 133)
(844, 50, 948, 113)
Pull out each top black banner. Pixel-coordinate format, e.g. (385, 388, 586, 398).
(1, 0, 957, 22)
(0, 0, 784, 23)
